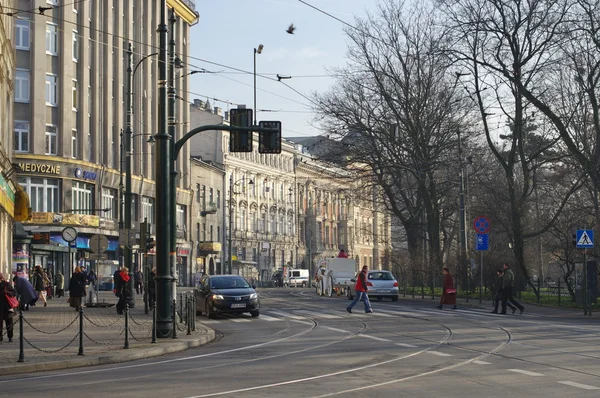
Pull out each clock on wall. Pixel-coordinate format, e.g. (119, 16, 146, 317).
(61, 227, 78, 243)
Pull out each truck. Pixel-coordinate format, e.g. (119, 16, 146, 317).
(315, 258, 357, 297)
(285, 268, 309, 287)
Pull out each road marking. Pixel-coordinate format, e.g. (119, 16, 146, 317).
(473, 360, 491, 365)
(558, 381, 600, 390)
(200, 320, 220, 324)
(428, 351, 452, 357)
(358, 334, 391, 342)
(295, 310, 341, 319)
(269, 310, 305, 320)
(507, 369, 545, 377)
(229, 318, 251, 323)
(372, 312, 394, 317)
(396, 343, 417, 348)
(375, 309, 426, 317)
(258, 314, 282, 322)
(323, 326, 352, 334)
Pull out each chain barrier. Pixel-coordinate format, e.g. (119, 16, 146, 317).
(22, 314, 78, 335)
(129, 313, 153, 327)
(83, 313, 122, 328)
(128, 328, 152, 342)
(22, 332, 79, 353)
(83, 329, 126, 346)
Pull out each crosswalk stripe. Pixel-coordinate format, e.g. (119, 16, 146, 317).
(558, 381, 600, 390)
(396, 343, 417, 348)
(473, 360, 491, 365)
(358, 334, 391, 342)
(428, 351, 452, 357)
(295, 310, 341, 319)
(200, 320, 220, 324)
(259, 314, 283, 321)
(508, 369, 545, 377)
(269, 310, 305, 320)
(375, 309, 426, 317)
(229, 318, 251, 323)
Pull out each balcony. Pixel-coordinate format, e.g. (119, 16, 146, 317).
(201, 202, 218, 216)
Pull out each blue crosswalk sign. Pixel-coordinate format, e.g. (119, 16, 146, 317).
(576, 229, 594, 248)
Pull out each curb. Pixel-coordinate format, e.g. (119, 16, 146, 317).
(0, 329, 216, 376)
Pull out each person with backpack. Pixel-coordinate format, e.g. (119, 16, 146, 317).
(501, 263, 524, 315)
(346, 265, 373, 314)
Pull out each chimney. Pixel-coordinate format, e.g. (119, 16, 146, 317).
(214, 107, 222, 116)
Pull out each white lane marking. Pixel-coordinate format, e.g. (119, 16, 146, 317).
(200, 320, 220, 324)
(375, 309, 426, 317)
(295, 310, 341, 319)
(323, 326, 352, 334)
(358, 334, 391, 342)
(428, 351, 452, 357)
(507, 369, 545, 377)
(229, 318, 251, 323)
(269, 310, 305, 320)
(258, 314, 282, 322)
(372, 312, 394, 317)
(558, 381, 600, 390)
(396, 343, 417, 348)
(473, 360, 491, 365)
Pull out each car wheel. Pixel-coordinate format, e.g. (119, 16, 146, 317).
(205, 300, 215, 319)
(250, 310, 260, 317)
(391, 296, 398, 302)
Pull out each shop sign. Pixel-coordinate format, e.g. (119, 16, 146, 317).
(199, 242, 222, 253)
(74, 167, 97, 181)
(32, 232, 50, 244)
(12, 243, 29, 278)
(18, 163, 61, 175)
(23, 212, 100, 227)
(0, 172, 15, 216)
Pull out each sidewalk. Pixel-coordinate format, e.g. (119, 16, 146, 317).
(0, 291, 215, 376)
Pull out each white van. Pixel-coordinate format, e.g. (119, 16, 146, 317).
(285, 269, 309, 288)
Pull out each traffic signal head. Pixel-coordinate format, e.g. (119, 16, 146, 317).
(146, 237, 155, 251)
(572, 233, 577, 246)
(258, 121, 282, 154)
(140, 221, 147, 252)
(229, 108, 253, 152)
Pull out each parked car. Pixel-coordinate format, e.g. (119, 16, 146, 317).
(195, 275, 260, 318)
(348, 270, 399, 301)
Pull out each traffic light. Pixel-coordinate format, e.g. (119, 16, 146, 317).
(146, 237, 155, 251)
(258, 121, 282, 154)
(140, 221, 147, 252)
(572, 233, 577, 246)
(229, 108, 253, 152)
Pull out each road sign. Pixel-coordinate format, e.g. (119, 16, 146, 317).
(473, 216, 491, 234)
(576, 229, 594, 248)
(89, 234, 109, 254)
(476, 233, 489, 251)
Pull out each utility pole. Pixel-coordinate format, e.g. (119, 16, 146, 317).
(155, 0, 173, 338)
(458, 130, 468, 300)
(169, 8, 178, 302)
(124, 43, 135, 307)
(228, 174, 234, 275)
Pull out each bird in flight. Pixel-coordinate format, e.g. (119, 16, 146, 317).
(286, 23, 296, 34)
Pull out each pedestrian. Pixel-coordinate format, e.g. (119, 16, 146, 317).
(501, 263, 524, 315)
(114, 266, 131, 315)
(337, 249, 348, 258)
(68, 266, 87, 311)
(346, 265, 373, 314)
(148, 268, 156, 308)
(45, 268, 54, 300)
(491, 269, 516, 314)
(0, 272, 17, 343)
(32, 265, 48, 307)
(134, 269, 144, 295)
(87, 269, 97, 287)
(12, 275, 38, 310)
(437, 267, 457, 310)
(54, 270, 64, 298)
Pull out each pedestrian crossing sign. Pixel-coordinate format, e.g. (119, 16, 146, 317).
(576, 229, 594, 248)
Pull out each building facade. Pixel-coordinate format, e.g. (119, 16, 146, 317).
(0, 0, 16, 277)
(12, 1, 197, 280)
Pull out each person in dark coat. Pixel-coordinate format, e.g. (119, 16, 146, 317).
(501, 263, 524, 315)
(438, 267, 457, 310)
(114, 267, 131, 315)
(491, 269, 516, 314)
(32, 266, 48, 307)
(54, 270, 65, 298)
(0, 272, 17, 342)
(68, 267, 87, 311)
(12, 275, 38, 310)
(134, 269, 143, 295)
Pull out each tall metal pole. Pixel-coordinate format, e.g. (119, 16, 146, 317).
(228, 174, 233, 275)
(124, 43, 136, 307)
(458, 130, 468, 301)
(118, 130, 124, 271)
(169, 8, 178, 303)
(253, 49, 257, 125)
(155, 0, 173, 338)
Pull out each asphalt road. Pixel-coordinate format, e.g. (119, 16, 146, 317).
(2, 288, 600, 397)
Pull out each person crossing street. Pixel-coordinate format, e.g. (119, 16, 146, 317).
(346, 265, 372, 314)
(501, 263, 524, 315)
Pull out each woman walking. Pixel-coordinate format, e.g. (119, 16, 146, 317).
(32, 266, 49, 307)
(437, 267, 457, 310)
(0, 272, 17, 343)
(69, 267, 87, 311)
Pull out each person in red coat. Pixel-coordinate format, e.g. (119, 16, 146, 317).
(337, 249, 348, 258)
(437, 267, 457, 310)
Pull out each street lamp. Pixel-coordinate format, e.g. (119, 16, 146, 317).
(254, 44, 264, 125)
(228, 177, 254, 274)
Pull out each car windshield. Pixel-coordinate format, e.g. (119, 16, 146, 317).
(368, 272, 395, 281)
(210, 277, 251, 289)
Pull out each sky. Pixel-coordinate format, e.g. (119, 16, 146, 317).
(187, 0, 377, 138)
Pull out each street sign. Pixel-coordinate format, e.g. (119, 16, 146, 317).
(89, 234, 109, 254)
(476, 233, 489, 251)
(576, 229, 594, 248)
(473, 216, 491, 234)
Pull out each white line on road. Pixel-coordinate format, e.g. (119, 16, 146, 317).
(396, 343, 417, 348)
(507, 369, 545, 377)
(558, 381, 600, 390)
(473, 360, 491, 365)
(295, 310, 341, 319)
(258, 314, 283, 322)
(374, 309, 426, 317)
(427, 351, 452, 357)
(269, 310, 305, 320)
(229, 318, 251, 323)
(357, 334, 391, 342)
(200, 320, 220, 324)
(323, 326, 352, 334)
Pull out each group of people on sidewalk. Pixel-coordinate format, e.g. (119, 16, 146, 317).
(492, 263, 525, 315)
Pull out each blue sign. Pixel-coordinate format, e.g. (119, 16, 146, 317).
(74, 167, 97, 181)
(476, 233, 489, 251)
(576, 229, 594, 248)
(473, 216, 491, 234)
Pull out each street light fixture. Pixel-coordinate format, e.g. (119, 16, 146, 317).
(254, 44, 264, 125)
(228, 177, 254, 274)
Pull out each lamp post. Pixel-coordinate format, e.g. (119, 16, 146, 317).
(228, 176, 254, 275)
(253, 44, 263, 124)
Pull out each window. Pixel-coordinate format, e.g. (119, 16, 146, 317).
(240, 209, 246, 231)
(259, 212, 266, 232)
(202, 223, 206, 241)
(279, 214, 285, 235)
(102, 188, 117, 220)
(217, 226, 221, 242)
(45, 74, 58, 106)
(270, 213, 277, 234)
(15, 19, 30, 50)
(280, 184, 284, 201)
(196, 184, 200, 203)
(202, 185, 206, 210)
(73, 0, 78, 12)
(71, 129, 78, 158)
(45, 23, 58, 55)
(250, 211, 257, 232)
(288, 215, 294, 236)
(209, 188, 214, 205)
(45, 125, 58, 155)
(72, 80, 78, 110)
(15, 70, 29, 102)
(47, 0, 58, 5)
(210, 225, 213, 241)
(176, 204, 186, 231)
(217, 190, 221, 208)
(72, 182, 94, 214)
(18, 177, 60, 212)
(196, 223, 200, 241)
(142, 196, 155, 225)
(14, 121, 30, 153)
(72, 31, 79, 61)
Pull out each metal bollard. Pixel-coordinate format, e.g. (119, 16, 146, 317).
(187, 296, 192, 335)
(151, 301, 157, 344)
(192, 294, 196, 331)
(18, 307, 24, 362)
(558, 279, 561, 306)
(78, 307, 84, 356)
(124, 304, 130, 349)
(179, 293, 184, 323)
(172, 299, 178, 339)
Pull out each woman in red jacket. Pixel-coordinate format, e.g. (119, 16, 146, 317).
(346, 266, 373, 313)
(437, 267, 457, 310)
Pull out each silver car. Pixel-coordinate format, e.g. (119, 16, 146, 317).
(348, 270, 399, 301)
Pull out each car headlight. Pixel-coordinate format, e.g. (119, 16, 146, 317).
(211, 294, 224, 300)
(250, 293, 258, 300)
